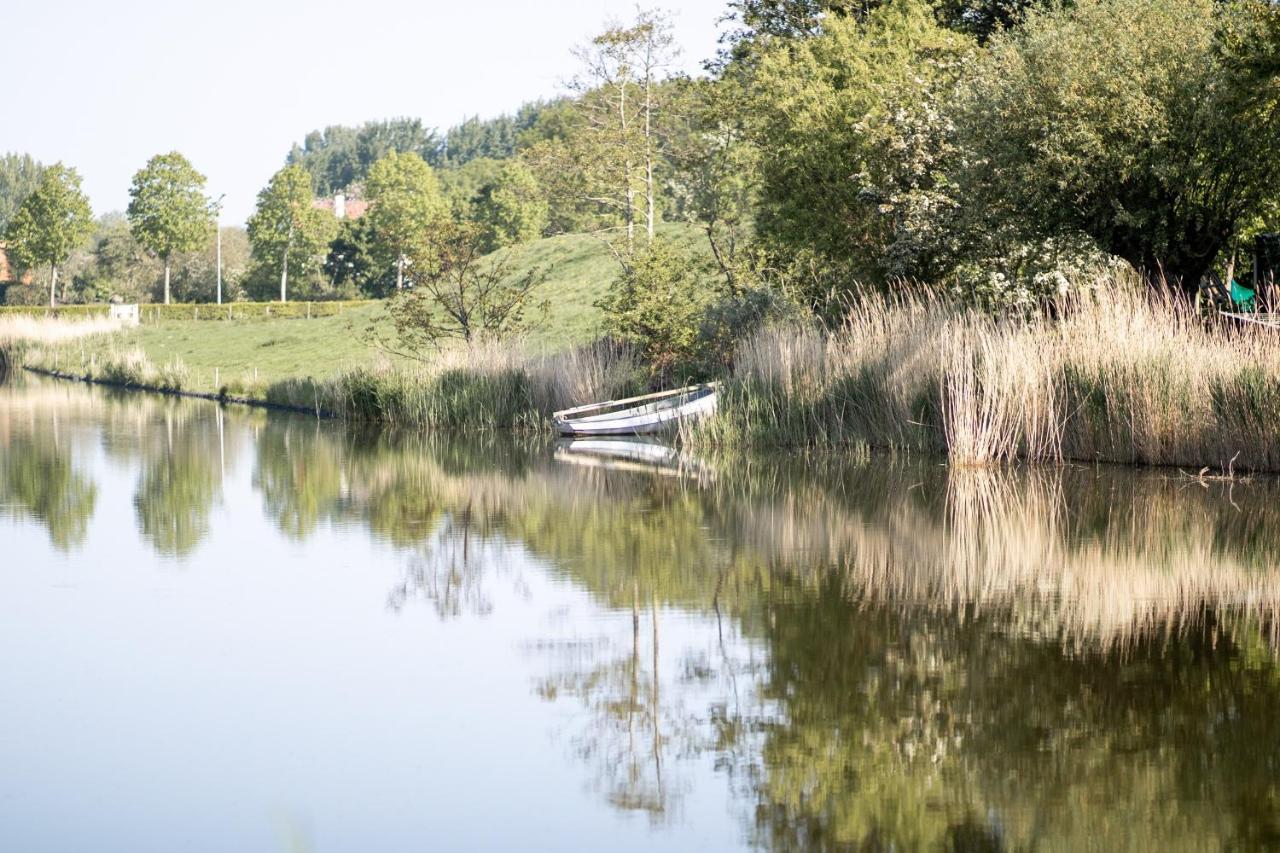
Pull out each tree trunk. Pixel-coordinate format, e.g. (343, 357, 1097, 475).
(164, 261, 171, 305)
(49, 264, 57, 308)
(644, 73, 655, 242)
(280, 250, 289, 303)
(620, 80, 635, 255)
(397, 254, 404, 290)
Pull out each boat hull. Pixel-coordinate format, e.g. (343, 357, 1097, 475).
(553, 386, 717, 437)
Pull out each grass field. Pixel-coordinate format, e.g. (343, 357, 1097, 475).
(33, 223, 712, 394)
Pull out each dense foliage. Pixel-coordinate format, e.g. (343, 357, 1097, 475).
(245, 164, 337, 302)
(127, 152, 215, 304)
(0, 153, 44, 233)
(8, 0, 1279, 375)
(3, 164, 94, 306)
(960, 0, 1280, 290)
(285, 118, 441, 197)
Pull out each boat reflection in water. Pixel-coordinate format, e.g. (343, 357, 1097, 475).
(554, 436, 716, 481)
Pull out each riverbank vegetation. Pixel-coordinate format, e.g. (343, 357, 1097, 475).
(3, 0, 1279, 469)
(697, 273, 1280, 471)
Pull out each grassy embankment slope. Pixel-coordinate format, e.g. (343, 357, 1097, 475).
(46, 223, 710, 395)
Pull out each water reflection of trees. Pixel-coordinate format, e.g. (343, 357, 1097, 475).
(0, 379, 244, 556)
(0, 432, 97, 550)
(16, 378, 1280, 847)
(132, 408, 222, 557)
(273, 432, 1280, 849)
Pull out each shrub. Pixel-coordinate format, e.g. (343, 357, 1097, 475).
(600, 242, 721, 381)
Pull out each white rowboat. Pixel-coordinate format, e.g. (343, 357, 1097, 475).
(553, 383, 718, 437)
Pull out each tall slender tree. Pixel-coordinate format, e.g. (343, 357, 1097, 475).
(246, 164, 336, 302)
(3, 163, 93, 307)
(127, 152, 214, 304)
(529, 8, 678, 262)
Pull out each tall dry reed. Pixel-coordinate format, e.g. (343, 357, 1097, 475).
(0, 315, 124, 347)
(319, 338, 644, 429)
(700, 270, 1280, 471)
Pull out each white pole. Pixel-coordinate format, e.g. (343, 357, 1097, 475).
(216, 225, 222, 305)
(214, 193, 226, 305)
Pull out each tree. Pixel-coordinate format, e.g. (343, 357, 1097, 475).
(529, 8, 679, 260)
(364, 151, 449, 290)
(717, 0, 1044, 62)
(379, 222, 547, 352)
(71, 214, 161, 304)
(170, 226, 250, 303)
(324, 216, 395, 297)
(600, 241, 720, 379)
(437, 104, 553, 168)
(0, 153, 44, 232)
(127, 152, 215, 305)
(959, 0, 1280, 291)
(747, 0, 974, 287)
(246, 164, 336, 302)
(664, 77, 759, 289)
(439, 157, 506, 221)
(471, 160, 549, 250)
(3, 163, 93, 307)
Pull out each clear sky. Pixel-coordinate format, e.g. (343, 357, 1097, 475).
(5, 0, 729, 225)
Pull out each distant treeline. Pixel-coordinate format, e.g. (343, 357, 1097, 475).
(284, 102, 563, 197)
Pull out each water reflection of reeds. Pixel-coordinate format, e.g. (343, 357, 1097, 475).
(9, 374, 1280, 655)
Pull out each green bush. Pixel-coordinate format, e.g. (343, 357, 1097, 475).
(600, 243, 720, 382)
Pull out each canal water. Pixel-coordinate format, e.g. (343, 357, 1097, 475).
(4, 374, 1280, 852)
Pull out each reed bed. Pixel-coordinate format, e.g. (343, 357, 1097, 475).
(698, 269, 1280, 472)
(0, 315, 124, 348)
(321, 339, 643, 429)
(16, 331, 643, 426)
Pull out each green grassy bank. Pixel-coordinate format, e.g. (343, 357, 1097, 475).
(15, 223, 710, 396)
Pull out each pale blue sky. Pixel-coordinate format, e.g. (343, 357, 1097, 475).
(5, 0, 729, 224)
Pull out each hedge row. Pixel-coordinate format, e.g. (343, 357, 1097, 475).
(0, 300, 379, 322)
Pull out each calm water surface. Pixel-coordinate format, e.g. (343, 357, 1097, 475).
(4, 375, 1280, 852)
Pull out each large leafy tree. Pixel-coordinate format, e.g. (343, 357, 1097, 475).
(0, 153, 44, 232)
(747, 0, 974, 287)
(246, 164, 336, 302)
(718, 0, 1042, 63)
(3, 163, 93, 307)
(960, 0, 1280, 291)
(471, 160, 548, 251)
(364, 151, 449, 290)
(127, 152, 214, 304)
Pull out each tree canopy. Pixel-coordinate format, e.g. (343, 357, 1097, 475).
(960, 0, 1280, 289)
(0, 153, 44, 233)
(3, 163, 94, 306)
(246, 164, 337, 302)
(364, 150, 449, 289)
(286, 118, 442, 196)
(127, 151, 214, 304)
